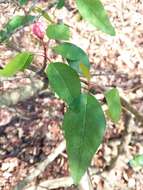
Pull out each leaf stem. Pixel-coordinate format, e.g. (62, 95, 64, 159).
(40, 39, 51, 72)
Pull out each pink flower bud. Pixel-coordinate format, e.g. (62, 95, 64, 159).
(32, 22, 44, 40)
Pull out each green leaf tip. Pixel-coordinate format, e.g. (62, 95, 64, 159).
(76, 0, 116, 36)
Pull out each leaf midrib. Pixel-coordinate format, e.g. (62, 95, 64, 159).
(77, 95, 88, 179)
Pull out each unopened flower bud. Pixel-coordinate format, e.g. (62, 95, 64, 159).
(32, 22, 44, 40)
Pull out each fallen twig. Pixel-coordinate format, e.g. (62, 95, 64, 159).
(26, 177, 74, 190)
(121, 97, 143, 124)
(105, 112, 132, 171)
(26, 173, 94, 190)
(79, 172, 94, 190)
(13, 140, 66, 190)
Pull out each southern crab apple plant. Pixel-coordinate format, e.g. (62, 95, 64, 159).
(0, 0, 122, 184)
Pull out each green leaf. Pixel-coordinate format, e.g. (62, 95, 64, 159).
(0, 52, 33, 77)
(33, 7, 53, 23)
(46, 62, 81, 105)
(53, 42, 87, 60)
(105, 88, 122, 123)
(56, 0, 65, 9)
(63, 93, 106, 183)
(46, 24, 70, 40)
(19, 0, 28, 5)
(129, 154, 143, 169)
(53, 42, 90, 74)
(0, 15, 35, 43)
(76, 0, 115, 36)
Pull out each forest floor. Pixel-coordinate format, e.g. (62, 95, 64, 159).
(0, 0, 143, 190)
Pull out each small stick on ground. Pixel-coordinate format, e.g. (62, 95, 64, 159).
(26, 177, 74, 190)
(13, 140, 66, 190)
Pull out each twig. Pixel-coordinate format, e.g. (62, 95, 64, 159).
(105, 112, 132, 171)
(79, 172, 94, 190)
(13, 140, 66, 190)
(25, 171, 94, 190)
(121, 97, 143, 123)
(26, 177, 74, 190)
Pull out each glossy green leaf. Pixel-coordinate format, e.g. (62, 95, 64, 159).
(129, 154, 143, 169)
(0, 52, 33, 77)
(46, 24, 70, 40)
(19, 0, 28, 5)
(76, 0, 115, 36)
(105, 88, 121, 123)
(33, 7, 53, 23)
(53, 42, 90, 73)
(46, 62, 81, 105)
(56, 0, 65, 9)
(63, 93, 106, 183)
(0, 15, 35, 43)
